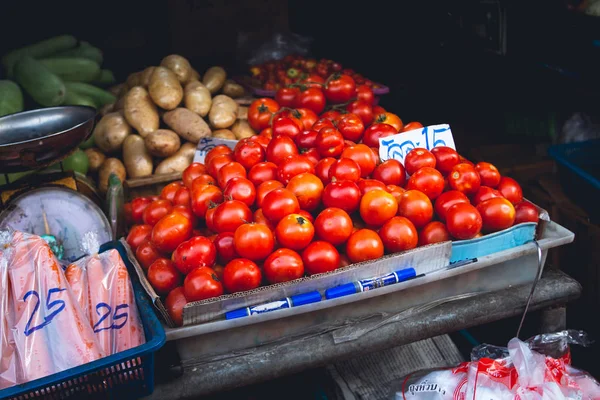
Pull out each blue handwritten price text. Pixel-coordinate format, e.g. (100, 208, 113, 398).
(23, 288, 67, 336)
(93, 303, 129, 333)
(380, 125, 454, 163)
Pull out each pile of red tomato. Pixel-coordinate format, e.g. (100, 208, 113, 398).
(249, 54, 383, 91)
(123, 75, 539, 326)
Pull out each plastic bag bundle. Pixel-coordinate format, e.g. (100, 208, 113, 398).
(0, 231, 104, 390)
(394, 330, 600, 400)
(66, 249, 145, 356)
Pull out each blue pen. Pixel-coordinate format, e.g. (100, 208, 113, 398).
(325, 267, 417, 300)
(226, 291, 322, 320)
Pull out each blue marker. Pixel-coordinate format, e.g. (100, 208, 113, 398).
(226, 291, 322, 320)
(325, 267, 417, 300)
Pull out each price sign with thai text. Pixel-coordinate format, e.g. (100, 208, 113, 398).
(378, 124, 456, 165)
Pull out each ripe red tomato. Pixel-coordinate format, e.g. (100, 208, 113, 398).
(337, 113, 365, 142)
(419, 221, 450, 245)
(356, 84, 375, 105)
(272, 116, 303, 140)
(402, 121, 424, 132)
(259, 127, 273, 139)
(312, 117, 334, 132)
(190, 174, 216, 192)
(322, 180, 361, 213)
(315, 127, 345, 158)
(324, 74, 356, 103)
(143, 199, 173, 226)
(222, 258, 262, 293)
(184, 266, 224, 301)
(477, 197, 516, 233)
(172, 187, 191, 208)
(266, 135, 299, 165)
(135, 240, 162, 270)
(406, 167, 445, 200)
(295, 87, 326, 114)
(398, 190, 434, 229)
(434, 190, 469, 222)
(130, 197, 152, 224)
(263, 248, 305, 284)
(214, 231, 238, 265)
(234, 223, 275, 261)
(207, 154, 234, 179)
(223, 177, 256, 207)
(445, 203, 482, 240)
(379, 216, 418, 253)
(471, 186, 503, 206)
(329, 158, 361, 182)
(275, 87, 299, 108)
(160, 181, 184, 202)
(372, 105, 386, 114)
(362, 123, 397, 148)
(303, 73, 324, 88)
(431, 147, 460, 176)
(372, 159, 406, 186)
(374, 112, 403, 132)
(165, 287, 187, 327)
(345, 229, 384, 263)
(497, 177, 523, 205)
(148, 258, 181, 295)
(458, 154, 474, 166)
(287, 172, 324, 211)
(248, 161, 278, 186)
(315, 157, 336, 184)
(172, 205, 196, 225)
(234, 141, 265, 170)
(205, 204, 218, 232)
(277, 155, 315, 185)
(475, 162, 501, 188)
(347, 100, 374, 126)
(360, 189, 398, 226)
(405, 148, 436, 175)
(448, 163, 481, 196)
(217, 161, 246, 189)
(126, 224, 152, 251)
(151, 212, 193, 253)
(387, 185, 406, 204)
(172, 236, 216, 275)
(205, 145, 233, 167)
(514, 201, 539, 224)
(295, 129, 318, 150)
(295, 108, 318, 130)
(357, 178, 387, 195)
(262, 188, 300, 223)
(212, 200, 252, 233)
(183, 162, 208, 188)
(256, 180, 284, 209)
(302, 147, 320, 165)
(253, 208, 275, 230)
(341, 144, 377, 178)
(314, 207, 353, 245)
(275, 214, 315, 250)
(248, 98, 280, 131)
(302, 241, 340, 275)
(191, 184, 223, 218)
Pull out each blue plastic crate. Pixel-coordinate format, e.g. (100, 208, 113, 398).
(0, 240, 166, 400)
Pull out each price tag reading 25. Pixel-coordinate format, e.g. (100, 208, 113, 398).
(378, 124, 456, 165)
(23, 287, 67, 336)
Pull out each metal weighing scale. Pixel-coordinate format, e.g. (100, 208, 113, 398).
(0, 106, 113, 262)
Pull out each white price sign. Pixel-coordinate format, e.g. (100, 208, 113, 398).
(193, 137, 239, 163)
(378, 124, 456, 165)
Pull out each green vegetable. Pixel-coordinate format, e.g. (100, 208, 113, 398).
(13, 56, 66, 107)
(0, 80, 24, 117)
(2, 35, 77, 76)
(94, 69, 116, 86)
(39, 57, 101, 82)
(51, 41, 103, 65)
(64, 82, 115, 107)
(79, 133, 96, 149)
(63, 89, 96, 108)
(61, 148, 89, 175)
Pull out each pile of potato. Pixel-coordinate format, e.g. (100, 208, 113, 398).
(86, 54, 255, 193)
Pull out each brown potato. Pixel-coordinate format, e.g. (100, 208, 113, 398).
(98, 158, 126, 194)
(184, 81, 212, 117)
(108, 83, 125, 96)
(237, 106, 248, 120)
(84, 148, 106, 173)
(209, 95, 238, 129)
(187, 68, 201, 83)
(222, 80, 244, 98)
(155, 142, 196, 175)
(126, 71, 143, 89)
(144, 129, 181, 157)
(113, 94, 125, 111)
(160, 54, 192, 84)
(212, 129, 236, 140)
(93, 111, 132, 153)
(231, 119, 255, 140)
(163, 107, 211, 143)
(202, 66, 226, 94)
(122, 134, 153, 178)
(98, 103, 114, 117)
(124, 86, 159, 137)
(140, 66, 156, 87)
(148, 66, 183, 110)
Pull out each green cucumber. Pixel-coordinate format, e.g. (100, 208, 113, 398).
(0, 80, 24, 117)
(40, 57, 100, 82)
(52, 41, 103, 65)
(13, 56, 66, 107)
(64, 82, 115, 107)
(2, 35, 77, 76)
(94, 69, 116, 86)
(63, 89, 97, 108)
